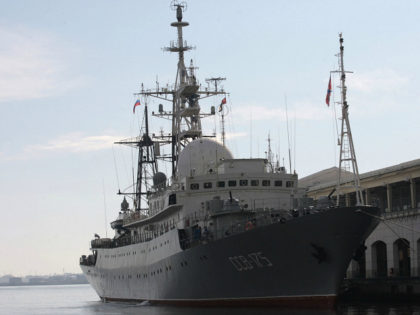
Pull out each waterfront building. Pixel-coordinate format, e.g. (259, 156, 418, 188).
(8, 277, 22, 285)
(299, 159, 420, 279)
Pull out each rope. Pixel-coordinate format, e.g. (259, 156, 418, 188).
(358, 209, 417, 252)
(331, 72, 339, 166)
(112, 145, 120, 190)
(226, 95, 238, 155)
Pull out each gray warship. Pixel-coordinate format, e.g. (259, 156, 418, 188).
(80, 3, 379, 307)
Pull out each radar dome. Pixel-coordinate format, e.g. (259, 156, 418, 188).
(177, 138, 233, 177)
(153, 172, 167, 187)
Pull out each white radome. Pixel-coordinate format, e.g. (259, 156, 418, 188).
(177, 138, 233, 177)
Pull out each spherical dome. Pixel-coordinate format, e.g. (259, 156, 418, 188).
(153, 172, 167, 187)
(177, 138, 233, 177)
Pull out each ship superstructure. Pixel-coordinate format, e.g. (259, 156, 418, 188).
(80, 4, 379, 307)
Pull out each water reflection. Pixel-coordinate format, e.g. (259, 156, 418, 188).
(84, 303, 336, 315)
(83, 301, 420, 315)
(2, 285, 420, 315)
(337, 303, 420, 315)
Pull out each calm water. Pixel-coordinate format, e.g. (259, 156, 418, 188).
(0, 284, 419, 315)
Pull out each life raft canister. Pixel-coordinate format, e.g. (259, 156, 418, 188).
(245, 221, 254, 231)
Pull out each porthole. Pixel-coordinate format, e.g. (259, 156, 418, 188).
(190, 183, 199, 190)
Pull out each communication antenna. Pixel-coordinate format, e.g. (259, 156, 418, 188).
(250, 110, 253, 158)
(170, 0, 187, 12)
(334, 33, 364, 206)
(102, 179, 108, 238)
(266, 132, 274, 172)
(284, 95, 292, 174)
(205, 77, 225, 92)
(206, 77, 227, 145)
(293, 109, 297, 174)
(219, 100, 228, 146)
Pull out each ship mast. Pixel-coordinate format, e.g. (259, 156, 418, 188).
(266, 132, 274, 172)
(336, 33, 364, 206)
(166, 4, 198, 176)
(116, 99, 158, 213)
(133, 2, 226, 178)
(206, 77, 226, 145)
(114, 3, 227, 214)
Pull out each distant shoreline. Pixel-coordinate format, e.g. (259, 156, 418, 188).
(0, 281, 88, 287)
(0, 273, 88, 287)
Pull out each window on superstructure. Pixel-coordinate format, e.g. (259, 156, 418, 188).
(262, 180, 271, 186)
(286, 181, 294, 188)
(251, 180, 259, 186)
(217, 181, 225, 188)
(190, 183, 199, 190)
(275, 180, 283, 187)
(228, 180, 237, 187)
(239, 179, 248, 186)
(169, 194, 176, 205)
(204, 182, 212, 189)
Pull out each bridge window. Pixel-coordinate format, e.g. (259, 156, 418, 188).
(190, 183, 199, 190)
(217, 181, 225, 188)
(204, 182, 212, 189)
(228, 180, 237, 187)
(262, 180, 271, 186)
(286, 181, 294, 188)
(275, 180, 283, 187)
(239, 179, 248, 186)
(251, 180, 259, 186)
(169, 194, 176, 205)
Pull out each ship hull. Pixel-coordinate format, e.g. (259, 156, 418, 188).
(81, 206, 379, 307)
(100, 295, 336, 308)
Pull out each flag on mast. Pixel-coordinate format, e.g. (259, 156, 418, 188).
(218, 97, 227, 112)
(133, 99, 141, 113)
(326, 75, 332, 106)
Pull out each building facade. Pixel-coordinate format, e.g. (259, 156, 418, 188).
(299, 159, 420, 279)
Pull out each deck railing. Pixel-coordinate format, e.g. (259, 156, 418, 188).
(88, 207, 316, 250)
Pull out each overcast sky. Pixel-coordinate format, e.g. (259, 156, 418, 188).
(1, 0, 419, 276)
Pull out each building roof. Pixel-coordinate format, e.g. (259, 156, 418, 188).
(299, 158, 420, 192)
(298, 167, 352, 190)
